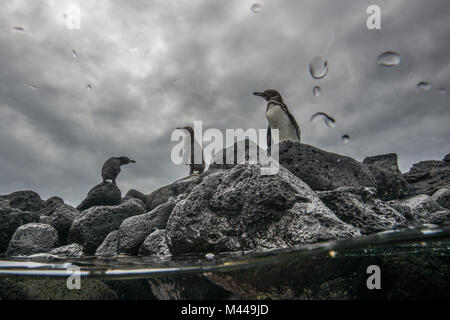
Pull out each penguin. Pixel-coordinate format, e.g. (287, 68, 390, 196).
(177, 126, 205, 174)
(101, 156, 136, 184)
(253, 89, 301, 149)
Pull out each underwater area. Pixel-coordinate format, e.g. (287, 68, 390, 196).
(0, 0, 449, 301)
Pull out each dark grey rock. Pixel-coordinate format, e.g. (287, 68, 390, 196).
(95, 230, 119, 256)
(49, 243, 84, 257)
(145, 176, 197, 212)
(166, 164, 360, 255)
(363, 153, 411, 201)
(404, 154, 450, 196)
(148, 274, 232, 300)
(45, 204, 80, 243)
(69, 199, 145, 254)
(0, 205, 22, 253)
(76, 182, 121, 211)
(4, 190, 43, 212)
(363, 153, 402, 173)
(277, 141, 376, 191)
(427, 210, 450, 225)
(118, 201, 176, 255)
(18, 211, 41, 224)
(125, 189, 148, 204)
(400, 194, 447, 223)
(317, 187, 408, 234)
(432, 188, 450, 209)
(38, 197, 64, 216)
(6, 223, 59, 256)
(139, 230, 171, 256)
(39, 215, 52, 225)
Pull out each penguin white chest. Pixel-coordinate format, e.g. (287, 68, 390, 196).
(266, 103, 299, 142)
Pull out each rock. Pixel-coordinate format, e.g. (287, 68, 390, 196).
(4, 190, 43, 212)
(39, 215, 52, 225)
(148, 274, 233, 300)
(49, 243, 84, 257)
(0, 206, 22, 253)
(95, 230, 119, 256)
(38, 197, 64, 216)
(400, 194, 448, 223)
(69, 199, 145, 254)
(427, 210, 450, 225)
(6, 223, 59, 256)
(363, 153, 402, 173)
(145, 176, 198, 212)
(0, 278, 118, 300)
(404, 154, 450, 196)
(139, 230, 171, 256)
(76, 182, 121, 211)
(166, 164, 360, 255)
(277, 141, 376, 191)
(125, 189, 148, 204)
(45, 204, 80, 243)
(18, 211, 41, 224)
(317, 187, 408, 234)
(363, 153, 411, 201)
(118, 201, 176, 254)
(432, 188, 450, 209)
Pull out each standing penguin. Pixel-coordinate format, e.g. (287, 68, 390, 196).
(253, 89, 301, 149)
(101, 156, 136, 184)
(177, 126, 205, 174)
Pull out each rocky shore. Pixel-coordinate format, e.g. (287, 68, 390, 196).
(1, 141, 449, 299)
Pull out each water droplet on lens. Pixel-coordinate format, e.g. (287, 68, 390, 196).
(71, 49, 77, 58)
(437, 88, 447, 95)
(251, 4, 262, 13)
(310, 112, 336, 127)
(309, 56, 329, 79)
(205, 253, 215, 260)
(24, 83, 37, 90)
(342, 134, 350, 144)
(13, 26, 24, 32)
(377, 51, 401, 66)
(313, 86, 321, 97)
(87, 84, 93, 90)
(417, 81, 431, 91)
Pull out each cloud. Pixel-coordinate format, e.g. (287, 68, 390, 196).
(0, 0, 449, 205)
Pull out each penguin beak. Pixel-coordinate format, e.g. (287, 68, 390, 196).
(130, 160, 136, 163)
(253, 92, 264, 98)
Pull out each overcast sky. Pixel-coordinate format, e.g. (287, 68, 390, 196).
(0, 0, 449, 205)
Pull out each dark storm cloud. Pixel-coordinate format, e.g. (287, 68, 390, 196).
(0, 0, 449, 205)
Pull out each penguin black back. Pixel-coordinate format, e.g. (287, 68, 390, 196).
(101, 156, 136, 184)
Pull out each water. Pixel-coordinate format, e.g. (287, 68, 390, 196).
(309, 56, 329, 79)
(417, 81, 432, 91)
(1, 225, 448, 280)
(313, 86, 321, 97)
(342, 134, 350, 144)
(251, 4, 262, 13)
(377, 51, 401, 66)
(310, 112, 336, 127)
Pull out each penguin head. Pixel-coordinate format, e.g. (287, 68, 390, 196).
(253, 89, 283, 103)
(119, 156, 136, 165)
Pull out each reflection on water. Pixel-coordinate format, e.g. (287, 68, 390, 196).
(0, 224, 448, 280)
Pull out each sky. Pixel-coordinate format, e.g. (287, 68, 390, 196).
(0, 0, 449, 205)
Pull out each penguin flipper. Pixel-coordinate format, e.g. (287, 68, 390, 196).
(282, 105, 301, 142)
